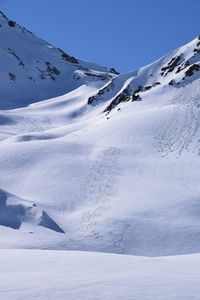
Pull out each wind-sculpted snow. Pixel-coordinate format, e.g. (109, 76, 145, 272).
(0, 250, 200, 300)
(0, 11, 200, 256)
(0, 189, 64, 233)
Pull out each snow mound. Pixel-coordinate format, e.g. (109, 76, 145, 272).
(0, 189, 64, 233)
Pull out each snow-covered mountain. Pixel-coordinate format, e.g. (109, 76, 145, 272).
(0, 11, 116, 109)
(0, 11, 200, 256)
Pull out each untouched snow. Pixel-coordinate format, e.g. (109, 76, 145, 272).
(0, 249, 200, 300)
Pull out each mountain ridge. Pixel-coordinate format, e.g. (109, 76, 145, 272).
(0, 10, 117, 109)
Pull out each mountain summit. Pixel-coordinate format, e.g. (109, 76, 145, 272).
(0, 11, 116, 109)
(0, 12, 200, 256)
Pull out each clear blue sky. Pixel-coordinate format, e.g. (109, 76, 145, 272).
(1, 0, 200, 72)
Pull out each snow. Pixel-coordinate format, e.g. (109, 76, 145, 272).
(1, 79, 200, 255)
(0, 7, 200, 267)
(0, 11, 200, 299)
(0, 249, 200, 300)
(1, 78, 200, 255)
(0, 12, 115, 109)
(0, 27, 200, 255)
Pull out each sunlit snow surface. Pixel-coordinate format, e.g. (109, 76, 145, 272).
(0, 250, 200, 300)
(0, 9, 200, 264)
(0, 11, 200, 300)
(1, 73, 200, 255)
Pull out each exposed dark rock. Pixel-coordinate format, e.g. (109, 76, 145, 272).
(21, 26, 33, 35)
(109, 67, 120, 75)
(144, 85, 152, 91)
(9, 72, 16, 81)
(185, 64, 200, 77)
(36, 62, 60, 81)
(153, 82, 161, 86)
(8, 20, 16, 27)
(45, 62, 60, 75)
(134, 85, 143, 93)
(133, 85, 151, 93)
(176, 60, 190, 74)
(88, 96, 95, 105)
(197, 36, 200, 47)
(132, 93, 141, 101)
(168, 79, 174, 86)
(58, 48, 79, 64)
(84, 72, 108, 81)
(103, 83, 144, 113)
(36, 66, 46, 80)
(194, 48, 200, 54)
(88, 81, 114, 105)
(104, 86, 132, 113)
(161, 54, 182, 77)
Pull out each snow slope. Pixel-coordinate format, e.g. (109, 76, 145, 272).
(0, 249, 200, 300)
(0, 11, 200, 257)
(0, 11, 116, 109)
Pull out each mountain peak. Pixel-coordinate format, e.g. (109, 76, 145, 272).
(0, 10, 117, 109)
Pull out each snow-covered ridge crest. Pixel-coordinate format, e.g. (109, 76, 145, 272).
(0, 188, 64, 233)
(88, 35, 200, 112)
(0, 11, 117, 109)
